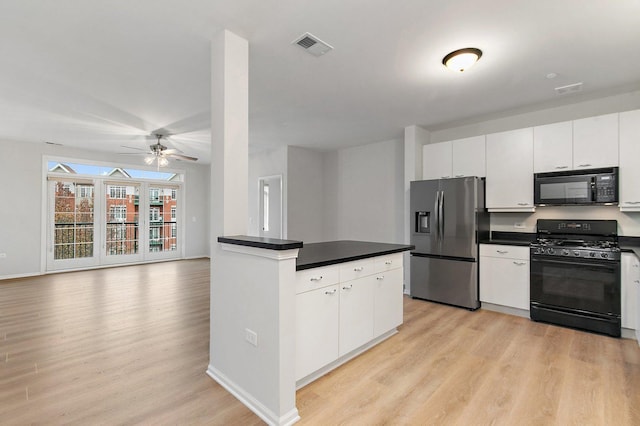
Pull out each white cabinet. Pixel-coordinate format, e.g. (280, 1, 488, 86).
(295, 285, 339, 380)
(480, 245, 530, 310)
(295, 254, 404, 382)
(572, 113, 619, 169)
(423, 141, 452, 180)
(373, 267, 403, 337)
(619, 109, 640, 211)
(339, 277, 374, 356)
(423, 137, 486, 180)
(486, 128, 535, 212)
(533, 121, 573, 173)
(452, 135, 486, 178)
(621, 253, 639, 331)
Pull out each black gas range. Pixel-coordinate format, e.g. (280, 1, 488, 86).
(530, 219, 621, 337)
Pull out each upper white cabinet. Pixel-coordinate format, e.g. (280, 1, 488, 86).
(486, 128, 535, 212)
(619, 109, 640, 211)
(423, 136, 486, 180)
(423, 142, 453, 180)
(452, 135, 486, 178)
(533, 121, 573, 173)
(572, 113, 619, 169)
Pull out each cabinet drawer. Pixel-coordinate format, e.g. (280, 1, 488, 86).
(480, 244, 529, 260)
(295, 265, 340, 294)
(339, 258, 375, 282)
(373, 253, 403, 273)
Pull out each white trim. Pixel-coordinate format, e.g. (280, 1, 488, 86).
(0, 272, 42, 281)
(206, 366, 300, 426)
(480, 302, 530, 318)
(220, 243, 299, 261)
(258, 174, 283, 239)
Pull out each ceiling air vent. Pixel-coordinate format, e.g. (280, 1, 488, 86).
(555, 82, 583, 95)
(292, 32, 333, 57)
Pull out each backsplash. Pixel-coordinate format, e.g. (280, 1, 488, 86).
(490, 206, 640, 236)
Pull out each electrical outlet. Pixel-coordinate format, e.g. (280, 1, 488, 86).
(514, 223, 526, 229)
(245, 328, 258, 347)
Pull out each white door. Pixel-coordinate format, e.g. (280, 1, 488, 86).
(259, 175, 282, 239)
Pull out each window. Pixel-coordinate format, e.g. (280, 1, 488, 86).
(171, 223, 177, 238)
(109, 186, 126, 199)
(171, 207, 176, 220)
(171, 189, 177, 200)
(77, 185, 93, 199)
(149, 208, 161, 222)
(149, 227, 161, 241)
(149, 188, 160, 203)
(109, 205, 127, 222)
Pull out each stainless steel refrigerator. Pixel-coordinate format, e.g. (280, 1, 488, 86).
(410, 177, 489, 309)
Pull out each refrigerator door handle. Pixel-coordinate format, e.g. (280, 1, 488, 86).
(440, 190, 445, 238)
(434, 190, 440, 241)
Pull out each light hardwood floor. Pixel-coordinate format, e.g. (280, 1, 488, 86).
(1, 258, 639, 425)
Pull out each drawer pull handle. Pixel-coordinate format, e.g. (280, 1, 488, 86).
(635, 280, 640, 284)
(385, 260, 393, 265)
(342, 285, 353, 290)
(376, 276, 384, 280)
(441, 176, 450, 179)
(496, 250, 508, 254)
(517, 202, 529, 206)
(555, 165, 569, 169)
(309, 276, 323, 282)
(625, 201, 640, 205)
(455, 175, 464, 177)
(513, 261, 527, 266)
(353, 267, 364, 272)
(577, 163, 592, 167)
(325, 289, 337, 295)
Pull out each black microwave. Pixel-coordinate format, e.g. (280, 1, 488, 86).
(534, 167, 618, 206)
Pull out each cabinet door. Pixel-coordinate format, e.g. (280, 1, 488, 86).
(423, 141, 452, 180)
(295, 285, 339, 381)
(373, 267, 403, 337)
(533, 121, 573, 173)
(339, 277, 374, 356)
(621, 253, 639, 330)
(486, 128, 534, 211)
(452, 135, 486, 178)
(480, 254, 530, 310)
(619, 110, 640, 211)
(573, 113, 619, 169)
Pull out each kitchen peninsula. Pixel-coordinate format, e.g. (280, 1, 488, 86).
(208, 236, 412, 425)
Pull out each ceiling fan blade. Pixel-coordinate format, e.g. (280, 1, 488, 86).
(167, 153, 198, 162)
(162, 148, 182, 155)
(117, 152, 148, 155)
(120, 145, 148, 152)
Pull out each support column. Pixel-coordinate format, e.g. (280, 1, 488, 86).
(208, 29, 299, 425)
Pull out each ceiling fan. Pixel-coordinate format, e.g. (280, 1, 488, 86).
(120, 133, 198, 170)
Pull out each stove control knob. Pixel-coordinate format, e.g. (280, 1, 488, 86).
(601, 252, 608, 259)
(562, 249, 570, 256)
(573, 250, 580, 256)
(546, 248, 555, 255)
(589, 252, 596, 257)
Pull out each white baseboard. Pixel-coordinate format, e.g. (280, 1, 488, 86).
(206, 365, 300, 426)
(480, 302, 530, 318)
(0, 272, 41, 281)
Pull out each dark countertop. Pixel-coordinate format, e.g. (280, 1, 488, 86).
(218, 235, 303, 250)
(479, 231, 536, 247)
(619, 236, 640, 258)
(296, 240, 414, 271)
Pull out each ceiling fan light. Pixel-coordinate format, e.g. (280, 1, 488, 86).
(442, 48, 482, 73)
(144, 156, 155, 165)
(159, 157, 169, 167)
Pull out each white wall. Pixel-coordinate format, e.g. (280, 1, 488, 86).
(248, 146, 288, 237)
(287, 146, 325, 243)
(324, 139, 405, 243)
(0, 139, 210, 279)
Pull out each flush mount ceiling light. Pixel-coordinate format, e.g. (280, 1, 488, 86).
(442, 48, 483, 73)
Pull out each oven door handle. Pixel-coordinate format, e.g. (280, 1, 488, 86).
(531, 257, 618, 270)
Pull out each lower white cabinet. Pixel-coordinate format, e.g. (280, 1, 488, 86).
(479, 244, 530, 310)
(621, 253, 639, 331)
(295, 285, 339, 380)
(295, 254, 403, 382)
(339, 277, 374, 356)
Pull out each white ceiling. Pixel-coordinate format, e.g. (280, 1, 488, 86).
(1, 0, 639, 164)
